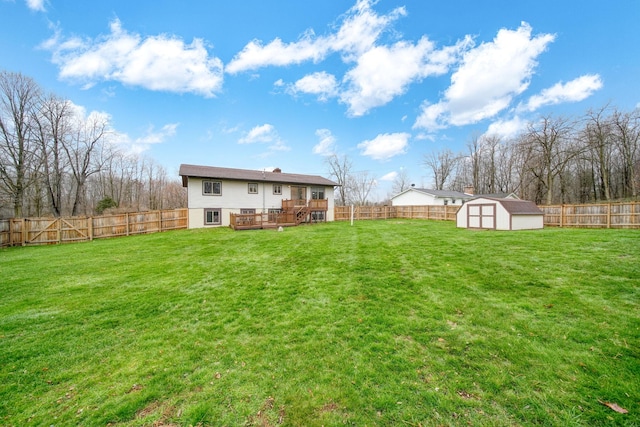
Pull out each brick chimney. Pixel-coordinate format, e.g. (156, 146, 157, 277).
(273, 167, 282, 173)
(463, 185, 474, 195)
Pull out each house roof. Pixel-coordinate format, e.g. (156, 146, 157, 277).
(392, 187, 520, 201)
(392, 187, 473, 200)
(471, 197, 543, 215)
(179, 164, 339, 187)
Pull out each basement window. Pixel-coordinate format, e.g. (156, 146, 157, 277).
(204, 208, 221, 225)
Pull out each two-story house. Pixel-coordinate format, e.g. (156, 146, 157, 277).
(179, 164, 338, 229)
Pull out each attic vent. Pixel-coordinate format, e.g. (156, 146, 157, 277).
(273, 168, 282, 173)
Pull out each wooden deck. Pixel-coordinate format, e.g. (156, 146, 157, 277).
(229, 199, 328, 230)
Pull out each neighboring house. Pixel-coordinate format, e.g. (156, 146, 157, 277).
(179, 164, 338, 229)
(456, 197, 544, 230)
(391, 186, 519, 207)
(391, 187, 474, 207)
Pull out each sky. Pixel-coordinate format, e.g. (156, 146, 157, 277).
(1, 0, 639, 201)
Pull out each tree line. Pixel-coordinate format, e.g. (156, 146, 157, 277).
(328, 105, 639, 206)
(423, 107, 639, 205)
(0, 71, 186, 219)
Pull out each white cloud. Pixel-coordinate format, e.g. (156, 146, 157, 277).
(520, 74, 603, 112)
(239, 124, 290, 153)
(414, 22, 555, 131)
(239, 124, 277, 144)
(312, 129, 337, 156)
(227, 0, 470, 116)
(135, 123, 179, 144)
(357, 132, 409, 161)
(290, 72, 338, 101)
(328, 0, 407, 62)
(485, 116, 527, 140)
(380, 171, 398, 181)
(226, 0, 405, 74)
(26, 0, 45, 12)
(225, 34, 329, 74)
(109, 122, 178, 156)
(341, 36, 470, 116)
(42, 19, 224, 97)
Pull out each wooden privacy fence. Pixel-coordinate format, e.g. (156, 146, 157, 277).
(334, 205, 459, 222)
(539, 202, 640, 228)
(0, 208, 188, 247)
(335, 202, 640, 229)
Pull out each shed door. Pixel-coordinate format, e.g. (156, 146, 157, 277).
(467, 203, 496, 229)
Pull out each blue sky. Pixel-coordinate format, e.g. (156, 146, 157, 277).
(2, 0, 639, 200)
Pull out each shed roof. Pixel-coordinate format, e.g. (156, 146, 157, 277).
(179, 164, 339, 187)
(471, 197, 543, 215)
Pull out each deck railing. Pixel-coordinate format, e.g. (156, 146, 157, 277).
(230, 212, 297, 230)
(281, 198, 328, 211)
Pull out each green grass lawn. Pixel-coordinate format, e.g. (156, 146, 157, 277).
(1, 220, 639, 426)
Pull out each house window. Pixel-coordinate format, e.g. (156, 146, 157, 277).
(240, 209, 255, 214)
(248, 183, 259, 194)
(203, 180, 221, 196)
(311, 211, 325, 221)
(273, 184, 282, 195)
(311, 187, 325, 199)
(204, 208, 221, 225)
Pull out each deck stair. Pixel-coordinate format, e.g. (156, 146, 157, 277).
(295, 206, 309, 224)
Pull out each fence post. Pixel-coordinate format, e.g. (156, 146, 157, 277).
(88, 217, 93, 241)
(126, 213, 130, 236)
(57, 218, 62, 244)
(21, 218, 26, 246)
(560, 205, 564, 228)
(607, 203, 611, 229)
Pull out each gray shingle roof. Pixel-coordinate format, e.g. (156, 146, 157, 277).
(476, 197, 543, 215)
(407, 188, 474, 199)
(179, 164, 339, 187)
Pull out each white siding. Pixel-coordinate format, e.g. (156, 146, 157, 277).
(187, 177, 335, 228)
(392, 191, 438, 206)
(457, 197, 543, 230)
(511, 214, 544, 230)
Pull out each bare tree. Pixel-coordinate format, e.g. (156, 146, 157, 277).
(63, 110, 111, 216)
(391, 167, 411, 195)
(466, 134, 482, 192)
(350, 170, 377, 206)
(519, 115, 581, 204)
(325, 154, 352, 206)
(33, 94, 73, 216)
(0, 71, 41, 217)
(423, 149, 459, 190)
(611, 108, 640, 198)
(583, 105, 615, 200)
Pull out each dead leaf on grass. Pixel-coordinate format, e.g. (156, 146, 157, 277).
(599, 400, 628, 414)
(319, 401, 340, 413)
(127, 383, 143, 393)
(457, 390, 477, 400)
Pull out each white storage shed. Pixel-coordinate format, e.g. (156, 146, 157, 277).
(456, 197, 544, 230)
